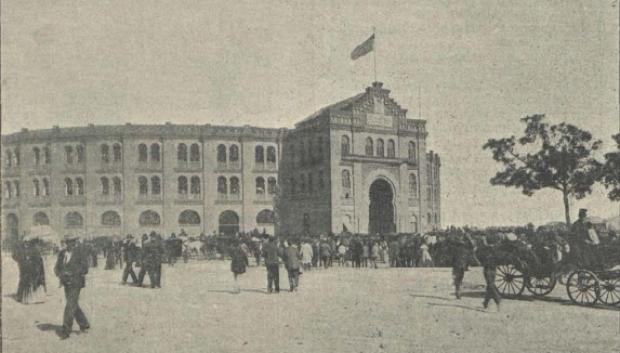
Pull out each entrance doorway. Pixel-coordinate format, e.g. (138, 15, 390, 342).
(368, 179, 395, 234)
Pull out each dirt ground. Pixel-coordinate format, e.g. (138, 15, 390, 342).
(2, 255, 619, 353)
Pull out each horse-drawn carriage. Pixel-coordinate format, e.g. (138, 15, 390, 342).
(490, 226, 620, 306)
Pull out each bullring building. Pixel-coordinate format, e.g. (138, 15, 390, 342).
(1, 82, 440, 242)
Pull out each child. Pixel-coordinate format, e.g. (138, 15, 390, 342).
(230, 240, 248, 294)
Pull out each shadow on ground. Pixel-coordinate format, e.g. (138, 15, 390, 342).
(460, 291, 620, 312)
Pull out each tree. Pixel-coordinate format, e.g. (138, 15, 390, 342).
(600, 133, 620, 201)
(483, 114, 602, 225)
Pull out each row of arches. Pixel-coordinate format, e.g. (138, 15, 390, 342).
(64, 177, 84, 196)
(33, 178, 50, 197)
(101, 177, 122, 195)
(64, 145, 85, 164)
(340, 136, 418, 161)
(4, 180, 20, 199)
(177, 143, 201, 162)
(138, 143, 161, 163)
(4, 149, 20, 167)
(33, 146, 52, 166)
(100, 144, 122, 163)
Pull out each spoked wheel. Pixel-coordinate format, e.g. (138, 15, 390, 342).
(597, 278, 620, 306)
(495, 264, 525, 298)
(566, 270, 599, 306)
(526, 274, 557, 297)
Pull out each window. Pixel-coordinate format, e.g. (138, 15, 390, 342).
(13, 181, 20, 197)
(139, 210, 161, 226)
(267, 177, 277, 195)
(377, 139, 385, 157)
(217, 176, 227, 194)
(229, 145, 239, 162)
(150, 144, 160, 162)
(4, 182, 12, 198)
(318, 170, 324, 189)
(217, 144, 227, 163)
(230, 177, 240, 195)
(101, 177, 110, 195)
(65, 178, 74, 196)
(13, 150, 20, 166)
(177, 143, 188, 162)
(409, 174, 418, 198)
(5, 150, 12, 167)
(102, 211, 121, 226)
(190, 176, 201, 194)
(218, 210, 239, 235)
(411, 215, 418, 233)
(33, 179, 40, 196)
(387, 139, 395, 158)
(342, 170, 351, 189)
(43, 147, 51, 164)
(76, 145, 84, 163)
(256, 209, 275, 224)
(179, 210, 201, 225)
(308, 173, 313, 193)
(256, 177, 265, 195)
(75, 178, 84, 195)
(255, 145, 264, 164)
(267, 146, 276, 164)
(138, 176, 148, 195)
(408, 141, 417, 162)
(341, 136, 350, 156)
(33, 147, 41, 166)
(190, 144, 200, 162)
(65, 212, 84, 227)
(113, 177, 122, 194)
(113, 144, 122, 162)
(33, 212, 49, 226)
(101, 144, 110, 163)
(151, 176, 161, 194)
(365, 137, 374, 156)
(65, 146, 74, 164)
(178, 176, 188, 194)
(138, 144, 148, 162)
(42, 179, 50, 196)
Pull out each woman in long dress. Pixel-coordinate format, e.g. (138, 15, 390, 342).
(13, 239, 46, 304)
(230, 240, 248, 294)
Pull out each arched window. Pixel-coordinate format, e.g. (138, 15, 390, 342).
(190, 143, 200, 162)
(255, 146, 264, 164)
(151, 176, 161, 195)
(256, 177, 265, 195)
(33, 147, 41, 165)
(300, 174, 306, 193)
(318, 170, 325, 189)
(101, 211, 121, 226)
(13, 149, 20, 166)
(4, 181, 12, 198)
(113, 177, 122, 194)
(101, 144, 110, 163)
(33, 179, 40, 196)
(65, 212, 84, 228)
(342, 170, 351, 188)
(101, 177, 110, 195)
(42, 178, 50, 196)
(341, 136, 350, 156)
(387, 139, 395, 158)
(408, 141, 417, 162)
(177, 143, 188, 162)
(266, 146, 276, 164)
(139, 210, 161, 226)
(290, 177, 296, 195)
(33, 211, 49, 226)
(179, 210, 201, 225)
(113, 144, 122, 162)
(138, 144, 148, 162)
(308, 173, 314, 193)
(44, 146, 51, 164)
(230, 177, 240, 195)
(256, 209, 275, 224)
(229, 145, 239, 162)
(65, 178, 74, 196)
(218, 210, 239, 235)
(75, 178, 84, 195)
(65, 146, 74, 164)
(377, 139, 385, 157)
(217, 176, 227, 194)
(178, 176, 188, 194)
(76, 145, 85, 163)
(150, 144, 160, 162)
(409, 174, 418, 198)
(267, 177, 277, 195)
(138, 176, 148, 195)
(190, 176, 201, 194)
(411, 214, 418, 233)
(365, 137, 374, 156)
(5, 150, 12, 167)
(13, 181, 20, 197)
(217, 144, 227, 163)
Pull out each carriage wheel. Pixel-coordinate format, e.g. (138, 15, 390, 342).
(597, 278, 620, 306)
(526, 274, 557, 297)
(566, 270, 599, 306)
(495, 264, 525, 298)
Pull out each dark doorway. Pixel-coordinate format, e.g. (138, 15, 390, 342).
(368, 179, 395, 235)
(219, 210, 240, 235)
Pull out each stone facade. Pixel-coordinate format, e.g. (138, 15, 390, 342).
(1, 82, 440, 240)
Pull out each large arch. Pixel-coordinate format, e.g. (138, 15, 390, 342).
(218, 210, 239, 235)
(179, 209, 201, 226)
(139, 210, 161, 226)
(65, 212, 84, 228)
(101, 210, 121, 226)
(256, 209, 275, 225)
(368, 178, 396, 235)
(33, 211, 50, 226)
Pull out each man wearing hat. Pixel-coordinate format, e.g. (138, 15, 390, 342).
(54, 235, 90, 339)
(121, 234, 138, 285)
(262, 234, 281, 293)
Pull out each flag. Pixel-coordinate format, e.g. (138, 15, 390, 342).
(350, 34, 374, 60)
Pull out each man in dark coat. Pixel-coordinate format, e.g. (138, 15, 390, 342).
(54, 235, 90, 339)
(137, 232, 164, 288)
(262, 236, 281, 293)
(450, 234, 473, 299)
(283, 242, 301, 292)
(121, 235, 138, 285)
(477, 237, 501, 311)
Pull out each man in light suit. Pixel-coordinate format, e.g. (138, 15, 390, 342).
(54, 235, 90, 339)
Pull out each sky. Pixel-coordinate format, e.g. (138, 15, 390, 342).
(2, 0, 619, 227)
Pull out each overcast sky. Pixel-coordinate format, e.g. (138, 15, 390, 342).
(2, 0, 618, 227)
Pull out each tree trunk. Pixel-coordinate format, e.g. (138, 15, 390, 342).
(563, 191, 571, 225)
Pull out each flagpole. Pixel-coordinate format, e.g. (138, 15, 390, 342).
(372, 26, 377, 83)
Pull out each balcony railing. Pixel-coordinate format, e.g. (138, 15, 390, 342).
(217, 193, 241, 202)
(176, 161, 202, 171)
(216, 160, 241, 171)
(98, 194, 123, 204)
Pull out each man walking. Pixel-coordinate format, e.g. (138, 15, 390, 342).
(478, 237, 501, 311)
(283, 242, 302, 292)
(121, 234, 138, 285)
(54, 235, 90, 339)
(262, 235, 281, 293)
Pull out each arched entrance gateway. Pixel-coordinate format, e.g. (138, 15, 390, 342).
(368, 179, 396, 234)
